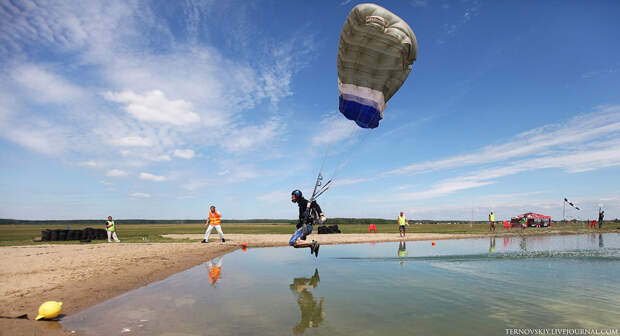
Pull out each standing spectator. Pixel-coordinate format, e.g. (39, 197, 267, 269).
(520, 216, 527, 231)
(598, 209, 605, 229)
(105, 216, 120, 243)
(202, 205, 226, 243)
(398, 211, 408, 237)
(489, 211, 496, 232)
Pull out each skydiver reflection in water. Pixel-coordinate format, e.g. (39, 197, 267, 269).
(519, 237, 527, 252)
(206, 256, 223, 287)
(289, 269, 325, 334)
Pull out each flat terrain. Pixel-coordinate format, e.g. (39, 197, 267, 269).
(0, 221, 617, 335)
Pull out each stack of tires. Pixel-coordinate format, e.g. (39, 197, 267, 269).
(317, 225, 342, 234)
(41, 228, 107, 242)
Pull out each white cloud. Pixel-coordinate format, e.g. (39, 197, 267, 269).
(373, 139, 620, 202)
(173, 149, 195, 159)
(335, 177, 375, 186)
(139, 172, 166, 182)
(130, 192, 151, 198)
(111, 136, 153, 147)
(11, 64, 86, 104)
(256, 189, 289, 203)
(386, 106, 620, 176)
(104, 90, 200, 126)
(221, 118, 282, 153)
(150, 154, 171, 162)
(107, 169, 128, 177)
(311, 113, 360, 146)
(0, 119, 68, 155)
(78, 160, 97, 167)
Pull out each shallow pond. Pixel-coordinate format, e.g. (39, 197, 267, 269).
(62, 233, 620, 335)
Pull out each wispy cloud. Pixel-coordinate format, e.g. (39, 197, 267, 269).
(139, 172, 166, 182)
(311, 113, 360, 147)
(130, 192, 151, 198)
(107, 169, 128, 177)
(375, 137, 620, 202)
(256, 189, 289, 203)
(385, 106, 620, 176)
(436, 0, 481, 44)
(0, 118, 69, 155)
(0, 0, 313, 177)
(110, 136, 153, 148)
(581, 65, 619, 79)
(11, 64, 86, 104)
(410, 0, 429, 8)
(221, 118, 283, 153)
(173, 149, 195, 159)
(78, 160, 97, 167)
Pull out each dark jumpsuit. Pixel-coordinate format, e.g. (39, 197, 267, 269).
(289, 197, 322, 246)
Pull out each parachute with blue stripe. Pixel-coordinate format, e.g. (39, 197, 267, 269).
(337, 3, 418, 129)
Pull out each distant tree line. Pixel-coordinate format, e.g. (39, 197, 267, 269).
(1, 218, 494, 225)
(6, 218, 613, 226)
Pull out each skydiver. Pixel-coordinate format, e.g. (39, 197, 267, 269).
(290, 189, 325, 257)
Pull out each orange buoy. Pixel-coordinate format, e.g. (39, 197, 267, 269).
(241, 242, 248, 248)
(432, 241, 435, 246)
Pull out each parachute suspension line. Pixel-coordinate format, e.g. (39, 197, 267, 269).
(309, 132, 333, 202)
(311, 129, 373, 202)
(329, 130, 372, 181)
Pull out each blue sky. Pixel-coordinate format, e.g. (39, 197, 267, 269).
(1, 0, 619, 220)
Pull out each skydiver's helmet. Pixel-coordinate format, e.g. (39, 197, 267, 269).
(291, 189, 302, 203)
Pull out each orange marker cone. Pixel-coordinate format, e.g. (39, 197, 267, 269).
(432, 241, 435, 246)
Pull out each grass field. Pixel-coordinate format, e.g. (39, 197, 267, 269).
(1, 221, 617, 246)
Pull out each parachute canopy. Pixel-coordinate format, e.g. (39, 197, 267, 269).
(337, 3, 417, 128)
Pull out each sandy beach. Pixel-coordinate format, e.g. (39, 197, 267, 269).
(0, 231, 598, 335)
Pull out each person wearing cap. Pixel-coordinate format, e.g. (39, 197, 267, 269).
(105, 216, 120, 242)
(202, 205, 225, 243)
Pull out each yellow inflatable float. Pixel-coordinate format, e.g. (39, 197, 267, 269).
(36, 301, 63, 320)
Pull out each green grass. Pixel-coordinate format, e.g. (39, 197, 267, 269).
(0, 221, 617, 246)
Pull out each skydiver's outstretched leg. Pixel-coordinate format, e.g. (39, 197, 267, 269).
(289, 225, 319, 257)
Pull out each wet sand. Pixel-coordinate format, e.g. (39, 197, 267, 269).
(0, 230, 598, 335)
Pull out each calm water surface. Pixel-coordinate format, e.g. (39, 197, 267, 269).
(62, 233, 620, 335)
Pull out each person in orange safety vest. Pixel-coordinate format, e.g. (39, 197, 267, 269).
(202, 205, 226, 243)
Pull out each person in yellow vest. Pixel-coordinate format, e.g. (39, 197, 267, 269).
(202, 205, 225, 243)
(489, 211, 496, 232)
(105, 216, 120, 243)
(398, 211, 408, 237)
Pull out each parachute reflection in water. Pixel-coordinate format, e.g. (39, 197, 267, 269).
(338, 3, 418, 128)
